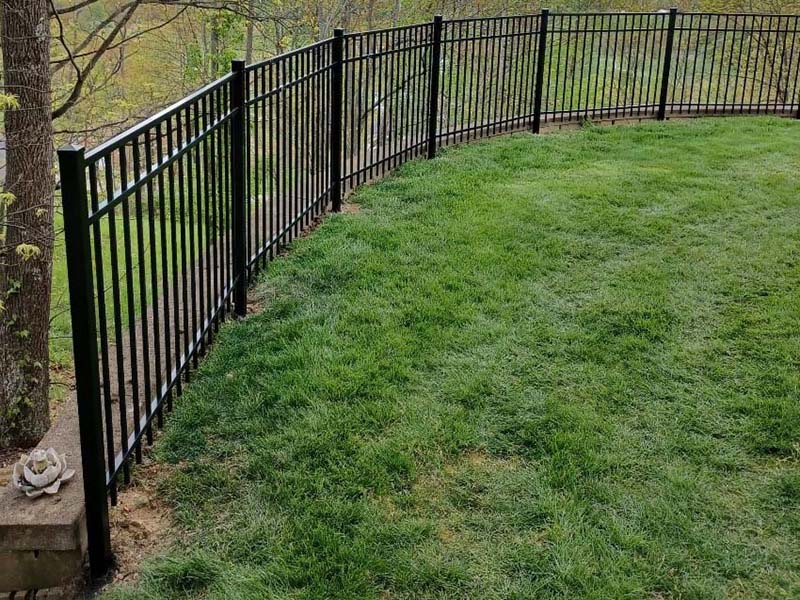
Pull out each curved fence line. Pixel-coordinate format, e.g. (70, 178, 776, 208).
(57, 9, 800, 576)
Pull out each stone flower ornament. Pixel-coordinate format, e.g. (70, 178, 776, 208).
(11, 448, 75, 498)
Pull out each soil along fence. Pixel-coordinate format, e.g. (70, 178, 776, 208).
(58, 9, 800, 577)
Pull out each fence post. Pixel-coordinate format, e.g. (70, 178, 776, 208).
(532, 8, 549, 134)
(330, 29, 345, 212)
(58, 145, 112, 578)
(426, 15, 444, 159)
(658, 8, 678, 121)
(231, 59, 247, 317)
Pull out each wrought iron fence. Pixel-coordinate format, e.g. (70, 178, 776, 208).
(59, 9, 800, 577)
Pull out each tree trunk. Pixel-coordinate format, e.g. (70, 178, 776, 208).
(393, 0, 401, 27)
(245, 0, 255, 63)
(0, 0, 54, 449)
(367, 0, 375, 31)
(209, 15, 221, 77)
(317, 5, 329, 41)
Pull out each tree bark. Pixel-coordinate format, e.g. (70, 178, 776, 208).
(209, 15, 220, 77)
(367, 0, 375, 30)
(393, 0, 401, 27)
(245, 0, 255, 63)
(0, 0, 54, 449)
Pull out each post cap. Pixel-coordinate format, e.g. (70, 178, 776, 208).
(231, 59, 246, 71)
(333, 28, 344, 37)
(57, 143, 85, 154)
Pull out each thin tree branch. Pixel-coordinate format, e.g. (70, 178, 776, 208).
(51, 1, 140, 119)
(49, 0, 81, 83)
(51, 0, 104, 15)
(51, 4, 188, 70)
(50, 2, 136, 75)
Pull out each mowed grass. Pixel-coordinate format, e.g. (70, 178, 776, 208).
(105, 117, 800, 600)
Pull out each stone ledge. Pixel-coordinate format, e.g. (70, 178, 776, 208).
(0, 549, 84, 593)
(0, 399, 87, 592)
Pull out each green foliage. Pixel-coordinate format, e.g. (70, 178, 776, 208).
(14, 243, 41, 261)
(205, 11, 245, 78)
(0, 191, 16, 207)
(0, 92, 20, 110)
(183, 43, 205, 85)
(102, 117, 800, 599)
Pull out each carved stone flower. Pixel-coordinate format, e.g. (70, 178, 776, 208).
(11, 448, 75, 498)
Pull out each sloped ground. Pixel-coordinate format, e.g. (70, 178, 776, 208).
(104, 117, 800, 600)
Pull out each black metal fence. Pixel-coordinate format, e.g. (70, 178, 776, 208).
(59, 9, 800, 576)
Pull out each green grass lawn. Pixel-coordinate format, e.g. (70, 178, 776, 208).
(104, 117, 800, 600)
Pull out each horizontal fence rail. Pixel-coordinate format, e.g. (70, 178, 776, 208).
(59, 9, 800, 577)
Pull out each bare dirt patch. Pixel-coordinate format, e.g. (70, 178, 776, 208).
(463, 449, 519, 472)
(403, 449, 521, 514)
(106, 454, 176, 586)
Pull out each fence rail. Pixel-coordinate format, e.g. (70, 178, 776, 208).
(58, 9, 800, 577)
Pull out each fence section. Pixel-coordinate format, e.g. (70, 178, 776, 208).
(541, 12, 672, 123)
(438, 15, 545, 144)
(668, 13, 800, 116)
(342, 23, 435, 193)
(59, 9, 800, 578)
(243, 41, 335, 271)
(60, 74, 240, 574)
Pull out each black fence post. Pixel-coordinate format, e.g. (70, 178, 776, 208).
(532, 8, 549, 134)
(658, 8, 678, 121)
(231, 59, 247, 317)
(330, 29, 345, 212)
(58, 144, 112, 579)
(427, 15, 444, 159)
